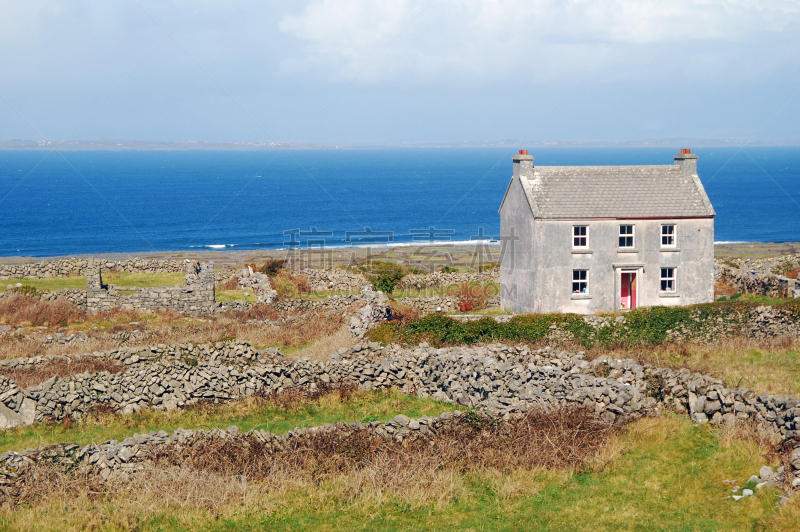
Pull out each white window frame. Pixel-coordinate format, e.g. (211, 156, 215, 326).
(660, 267, 676, 292)
(661, 224, 676, 248)
(572, 269, 588, 294)
(572, 225, 588, 248)
(619, 225, 635, 248)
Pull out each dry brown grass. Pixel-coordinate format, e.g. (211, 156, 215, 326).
(2, 406, 612, 518)
(1, 358, 125, 390)
(0, 294, 85, 328)
(388, 303, 420, 325)
(589, 335, 800, 396)
(219, 276, 239, 291)
(450, 282, 495, 310)
(0, 336, 118, 361)
(714, 279, 738, 297)
(272, 270, 311, 299)
(289, 326, 356, 362)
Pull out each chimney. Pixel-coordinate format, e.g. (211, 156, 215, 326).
(674, 148, 698, 176)
(513, 149, 534, 179)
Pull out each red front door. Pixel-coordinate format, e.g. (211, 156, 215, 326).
(621, 272, 637, 309)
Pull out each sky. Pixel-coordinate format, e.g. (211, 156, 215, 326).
(1, 0, 799, 145)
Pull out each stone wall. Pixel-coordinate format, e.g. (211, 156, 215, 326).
(302, 268, 370, 292)
(0, 258, 186, 280)
(395, 294, 502, 316)
(396, 269, 499, 290)
(716, 263, 799, 298)
(235, 268, 277, 303)
(86, 259, 216, 316)
(3, 338, 800, 489)
(395, 296, 461, 315)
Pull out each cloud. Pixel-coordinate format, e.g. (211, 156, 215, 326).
(278, 0, 800, 83)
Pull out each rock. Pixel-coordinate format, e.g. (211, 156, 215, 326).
(691, 412, 708, 424)
(394, 414, 410, 426)
(742, 489, 754, 497)
(793, 478, 800, 488)
(760, 466, 774, 481)
(749, 475, 760, 484)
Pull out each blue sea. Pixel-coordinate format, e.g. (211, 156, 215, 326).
(0, 147, 798, 257)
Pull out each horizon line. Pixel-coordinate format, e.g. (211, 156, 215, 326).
(2, 138, 800, 151)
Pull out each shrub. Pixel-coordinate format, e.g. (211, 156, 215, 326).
(272, 271, 311, 300)
(441, 266, 457, 273)
(355, 260, 406, 294)
(257, 258, 286, 277)
(450, 282, 497, 310)
(390, 304, 420, 325)
(11, 284, 40, 297)
(366, 299, 790, 349)
(0, 294, 85, 328)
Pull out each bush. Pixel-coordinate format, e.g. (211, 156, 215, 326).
(365, 299, 798, 349)
(355, 260, 406, 294)
(257, 259, 286, 277)
(272, 271, 311, 300)
(441, 266, 457, 273)
(0, 294, 85, 328)
(449, 282, 498, 310)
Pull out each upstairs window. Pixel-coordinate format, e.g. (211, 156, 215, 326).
(619, 225, 634, 248)
(661, 225, 676, 247)
(660, 268, 676, 292)
(573, 226, 588, 248)
(572, 270, 588, 294)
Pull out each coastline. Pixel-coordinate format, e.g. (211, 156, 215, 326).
(0, 241, 797, 268)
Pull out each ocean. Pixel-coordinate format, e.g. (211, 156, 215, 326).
(0, 147, 798, 257)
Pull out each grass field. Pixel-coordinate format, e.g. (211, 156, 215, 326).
(1, 272, 185, 293)
(2, 415, 794, 531)
(0, 388, 450, 454)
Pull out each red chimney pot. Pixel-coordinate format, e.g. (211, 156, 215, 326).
(681, 148, 691, 154)
(519, 149, 528, 155)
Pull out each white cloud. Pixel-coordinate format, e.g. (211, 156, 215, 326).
(278, 0, 800, 83)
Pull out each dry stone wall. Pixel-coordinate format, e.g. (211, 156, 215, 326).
(716, 263, 799, 298)
(86, 259, 216, 316)
(0, 258, 186, 280)
(302, 268, 370, 292)
(396, 269, 499, 290)
(3, 339, 800, 489)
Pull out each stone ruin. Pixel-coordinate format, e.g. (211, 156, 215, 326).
(86, 258, 215, 316)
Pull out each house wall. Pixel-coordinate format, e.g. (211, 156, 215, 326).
(499, 176, 539, 313)
(502, 216, 715, 314)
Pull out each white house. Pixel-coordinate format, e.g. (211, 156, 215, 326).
(499, 149, 716, 314)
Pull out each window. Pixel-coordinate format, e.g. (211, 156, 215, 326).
(573, 226, 588, 248)
(572, 270, 588, 294)
(619, 225, 634, 248)
(661, 225, 676, 247)
(660, 268, 676, 292)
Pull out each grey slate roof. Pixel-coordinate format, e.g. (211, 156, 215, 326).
(519, 164, 715, 219)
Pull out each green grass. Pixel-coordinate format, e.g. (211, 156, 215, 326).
(0, 389, 451, 453)
(103, 271, 184, 288)
(1, 272, 185, 293)
(6, 415, 794, 531)
(195, 416, 784, 532)
(216, 290, 257, 303)
(1, 276, 86, 292)
(715, 293, 787, 306)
